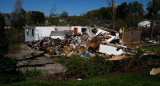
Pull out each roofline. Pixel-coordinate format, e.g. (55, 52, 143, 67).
(24, 26, 89, 28)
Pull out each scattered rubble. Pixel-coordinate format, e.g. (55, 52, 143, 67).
(26, 26, 141, 60)
(150, 68, 160, 75)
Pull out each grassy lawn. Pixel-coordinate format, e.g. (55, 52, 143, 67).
(143, 45, 160, 53)
(1, 73, 160, 86)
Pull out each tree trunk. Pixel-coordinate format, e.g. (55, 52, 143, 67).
(112, 0, 115, 30)
(151, 20, 154, 40)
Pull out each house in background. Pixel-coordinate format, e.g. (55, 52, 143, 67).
(4, 20, 11, 29)
(25, 26, 89, 42)
(138, 20, 150, 28)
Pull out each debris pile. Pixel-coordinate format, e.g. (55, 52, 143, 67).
(27, 27, 138, 60)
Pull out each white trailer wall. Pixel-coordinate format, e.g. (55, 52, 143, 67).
(25, 27, 35, 42)
(35, 27, 55, 40)
(25, 26, 89, 42)
(71, 26, 89, 35)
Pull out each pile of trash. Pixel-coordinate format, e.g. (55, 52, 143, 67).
(27, 28, 134, 59)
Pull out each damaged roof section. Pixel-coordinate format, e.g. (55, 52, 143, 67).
(50, 30, 73, 36)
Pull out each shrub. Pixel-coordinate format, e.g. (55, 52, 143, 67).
(0, 57, 25, 83)
(24, 68, 42, 77)
(0, 57, 17, 74)
(0, 71, 25, 83)
(65, 55, 108, 79)
(53, 56, 67, 65)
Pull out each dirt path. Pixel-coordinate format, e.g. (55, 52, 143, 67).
(7, 44, 65, 75)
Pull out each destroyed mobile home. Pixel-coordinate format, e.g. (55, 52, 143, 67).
(25, 26, 141, 59)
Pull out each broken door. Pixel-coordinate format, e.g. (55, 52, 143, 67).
(74, 28, 78, 35)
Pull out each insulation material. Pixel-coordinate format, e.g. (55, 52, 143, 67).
(51, 36, 65, 39)
(99, 44, 124, 55)
(96, 29, 108, 35)
(105, 35, 116, 43)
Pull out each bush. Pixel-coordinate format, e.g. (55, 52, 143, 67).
(106, 54, 160, 73)
(23, 68, 42, 77)
(53, 56, 67, 65)
(0, 57, 25, 83)
(5, 29, 25, 44)
(0, 57, 17, 74)
(0, 71, 25, 83)
(65, 55, 109, 79)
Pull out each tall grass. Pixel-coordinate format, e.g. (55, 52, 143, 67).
(23, 68, 42, 77)
(143, 45, 160, 53)
(8, 43, 20, 51)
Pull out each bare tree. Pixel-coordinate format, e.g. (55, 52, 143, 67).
(13, 0, 23, 20)
(106, 0, 118, 30)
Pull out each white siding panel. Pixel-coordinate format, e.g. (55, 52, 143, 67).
(99, 44, 124, 55)
(36, 27, 55, 38)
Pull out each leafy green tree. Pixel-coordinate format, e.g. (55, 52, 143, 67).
(115, 1, 145, 29)
(11, 0, 26, 30)
(12, 0, 23, 21)
(60, 11, 68, 19)
(84, 7, 112, 20)
(11, 8, 26, 29)
(26, 11, 45, 25)
(46, 6, 60, 25)
(126, 1, 145, 28)
(116, 2, 129, 20)
(2, 13, 11, 20)
(66, 16, 90, 26)
(146, 0, 160, 39)
(128, 1, 144, 16)
(146, 0, 160, 19)
(0, 13, 8, 57)
(0, 13, 25, 84)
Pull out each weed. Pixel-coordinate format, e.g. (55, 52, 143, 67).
(8, 43, 20, 51)
(23, 68, 42, 77)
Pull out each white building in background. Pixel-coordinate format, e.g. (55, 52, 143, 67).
(138, 20, 150, 28)
(24, 26, 89, 42)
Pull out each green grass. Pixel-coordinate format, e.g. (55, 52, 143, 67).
(52, 56, 67, 65)
(23, 68, 42, 77)
(8, 43, 20, 51)
(141, 42, 148, 45)
(143, 45, 160, 53)
(1, 73, 160, 86)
